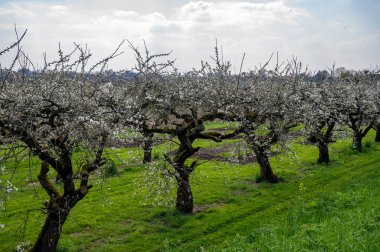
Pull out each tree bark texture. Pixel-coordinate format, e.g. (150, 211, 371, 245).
(317, 141, 330, 164)
(254, 149, 278, 183)
(31, 161, 91, 252)
(353, 132, 363, 152)
(175, 170, 193, 214)
(142, 142, 152, 163)
(375, 125, 380, 142)
(142, 132, 154, 163)
(30, 208, 69, 252)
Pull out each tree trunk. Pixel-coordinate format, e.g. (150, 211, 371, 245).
(317, 141, 329, 164)
(143, 143, 152, 163)
(142, 132, 154, 163)
(30, 209, 69, 252)
(353, 132, 363, 152)
(55, 173, 62, 184)
(255, 150, 278, 183)
(175, 171, 193, 214)
(375, 126, 380, 142)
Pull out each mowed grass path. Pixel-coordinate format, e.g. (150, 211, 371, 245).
(0, 129, 379, 251)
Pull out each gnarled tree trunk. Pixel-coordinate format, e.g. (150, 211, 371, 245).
(31, 161, 91, 252)
(254, 148, 278, 183)
(375, 124, 380, 142)
(169, 129, 200, 214)
(175, 169, 193, 214)
(348, 116, 373, 152)
(142, 132, 154, 163)
(317, 141, 329, 164)
(161, 121, 229, 214)
(30, 208, 69, 252)
(353, 131, 363, 152)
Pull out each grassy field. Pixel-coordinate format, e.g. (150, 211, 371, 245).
(0, 125, 379, 251)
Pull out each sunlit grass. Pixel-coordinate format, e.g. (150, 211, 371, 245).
(0, 129, 379, 251)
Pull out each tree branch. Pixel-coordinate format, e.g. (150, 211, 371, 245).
(38, 161, 61, 199)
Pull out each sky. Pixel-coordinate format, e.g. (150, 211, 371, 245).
(0, 0, 379, 71)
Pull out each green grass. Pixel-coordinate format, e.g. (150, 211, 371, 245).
(204, 121, 239, 131)
(0, 130, 379, 251)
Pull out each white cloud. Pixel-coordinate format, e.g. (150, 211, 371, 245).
(49, 5, 67, 12)
(0, 0, 378, 71)
(0, 4, 36, 18)
(114, 10, 139, 17)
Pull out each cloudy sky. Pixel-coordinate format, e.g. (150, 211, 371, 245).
(0, 0, 379, 71)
